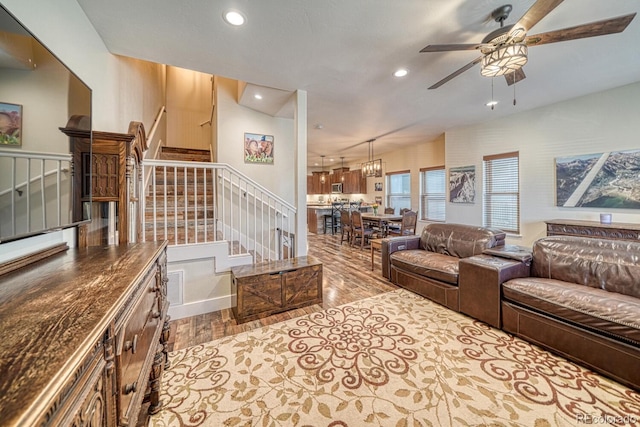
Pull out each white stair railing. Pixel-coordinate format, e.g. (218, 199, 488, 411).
(141, 159, 296, 262)
(0, 149, 72, 240)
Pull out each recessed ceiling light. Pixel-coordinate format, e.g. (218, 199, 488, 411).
(223, 10, 246, 26)
(254, 94, 262, 100)
(393, 68, 408, 78)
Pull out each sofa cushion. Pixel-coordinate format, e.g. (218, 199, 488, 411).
(532, 236, 640, 299)
(420, 223, 506, 259)
(390, 250, 459, 285)
(503, 277, 640, 345)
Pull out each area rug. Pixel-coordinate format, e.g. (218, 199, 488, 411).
(149, 289, 640, 427)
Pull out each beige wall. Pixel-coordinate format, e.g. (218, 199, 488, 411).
(166, 66, 212, 150)
(446, 81, 640, 247)
(307, 136, 446, 214)
(216, 76, 296, 205)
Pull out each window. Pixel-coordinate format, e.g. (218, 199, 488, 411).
(386, 171, 411, 211)
(420, 166, 445, 221)
(483, 152, 519, 234)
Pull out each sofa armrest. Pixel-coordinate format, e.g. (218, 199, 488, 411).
(381, 236, 421, 280)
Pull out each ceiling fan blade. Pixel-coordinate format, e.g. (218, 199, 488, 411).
(525, 13, 637, 47)
(428, 57, 483, 90)
(504, 68, 526, 86)
(507, 0, 564, 41)
(420, 43, 486, 52)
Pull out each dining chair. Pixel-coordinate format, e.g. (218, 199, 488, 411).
(339, 209, 352, 245)
(384, 207, 394, 214)
(351, 210, 374, 249)
(388, 210, 417, 237)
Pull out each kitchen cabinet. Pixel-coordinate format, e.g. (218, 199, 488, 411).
(308, 171, 330, 194)
(343, 169, 366, 194)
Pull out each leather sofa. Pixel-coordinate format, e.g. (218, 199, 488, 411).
(381, 223, 506, 311)
(501, 236, 640, 391)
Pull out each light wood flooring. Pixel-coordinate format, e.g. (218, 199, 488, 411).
(166, 232, 397, 352)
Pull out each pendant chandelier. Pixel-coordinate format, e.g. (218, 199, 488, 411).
(320, 155, 326, 184)
(361, 139, 382, 177)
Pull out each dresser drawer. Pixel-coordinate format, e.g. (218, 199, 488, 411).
(118, 269, 161, 424)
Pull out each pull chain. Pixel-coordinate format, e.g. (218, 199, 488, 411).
(513, 73, 517, 106)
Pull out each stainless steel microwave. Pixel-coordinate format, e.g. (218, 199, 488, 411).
(331, 183, 343, 193)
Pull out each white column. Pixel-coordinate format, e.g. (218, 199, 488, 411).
(294, 89, 308, 257)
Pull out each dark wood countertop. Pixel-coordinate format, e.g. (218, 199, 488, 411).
(0, 241, 167, 426)
(545, 218, 640, 230)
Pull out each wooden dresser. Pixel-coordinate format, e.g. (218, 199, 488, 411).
(545, 219, 640, 241)
(0, 242, 169, 427)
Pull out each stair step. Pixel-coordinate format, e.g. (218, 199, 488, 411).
(144, 210, 215, 220)
(146, 185, 210, 195)
(145, 194, 214, 204)
(160, 147, 211, 162)
(155, 167, 213, 184)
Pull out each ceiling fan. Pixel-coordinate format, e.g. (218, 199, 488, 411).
(421, 0, 636, 89)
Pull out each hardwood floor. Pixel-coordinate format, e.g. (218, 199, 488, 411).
(166, 232, 398, 352)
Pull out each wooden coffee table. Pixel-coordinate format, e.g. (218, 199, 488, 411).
(231, 256, 323, 323)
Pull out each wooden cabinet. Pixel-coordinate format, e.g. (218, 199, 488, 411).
(0, 242, 169, 427)
(231, 256, 323, 323)
(309, 172, 330, 194)
(545, 219, 640, 241)
(343, 169, 366, 194)
(61, 119, 147, 247)
(307, 169, 365, 195)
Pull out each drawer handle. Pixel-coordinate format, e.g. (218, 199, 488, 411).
(124, 334, 138, 354)
(124, 381, 137, 395)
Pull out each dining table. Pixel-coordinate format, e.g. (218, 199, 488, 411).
(360, 213, 403, 237)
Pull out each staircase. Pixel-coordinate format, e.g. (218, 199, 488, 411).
(142, 147, 296, 262)
(144, 147, 217, 245)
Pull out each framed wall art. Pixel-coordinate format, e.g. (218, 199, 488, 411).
(244, 132, 274, 164)
(0, 102, 22, 146)
(555, 149, 640, 208)
(449, 165, 475, 203)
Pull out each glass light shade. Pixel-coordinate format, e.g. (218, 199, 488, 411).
(481, 44, 528, 77)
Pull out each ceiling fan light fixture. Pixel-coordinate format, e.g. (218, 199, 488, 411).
(481, 43, 528, 77)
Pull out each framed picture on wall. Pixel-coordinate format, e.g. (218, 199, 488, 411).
(374, 182, 382, 191)
(244, 132, 274, 164)
(0, 102, 22, 146)
(555, 149, 640, 208)
(449, 165, 476, 203)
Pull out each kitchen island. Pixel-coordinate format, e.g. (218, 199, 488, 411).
(307, 202, 371, 234)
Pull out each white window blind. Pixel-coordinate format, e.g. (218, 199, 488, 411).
(386, 171, 411, 211)
(483, 152, 519, 234)
(420, 166, 445, 221)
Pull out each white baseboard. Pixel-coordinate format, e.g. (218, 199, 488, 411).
(168, 294, 234, 320)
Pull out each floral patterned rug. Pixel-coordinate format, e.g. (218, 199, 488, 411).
(149, 289, 639, 427)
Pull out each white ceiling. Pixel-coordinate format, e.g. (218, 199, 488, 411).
(74, 0, 640, 167)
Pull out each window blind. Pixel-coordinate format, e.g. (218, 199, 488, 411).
(420, 166, 445, 221)
(386, 172, 411, 211)
(483, 152, 519, 234)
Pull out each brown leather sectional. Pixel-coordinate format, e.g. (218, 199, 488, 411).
(383, 228, 640, 391)
(501, 236, 640, 391)
(381, 223, 506, 311)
